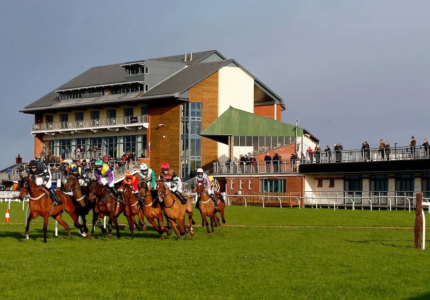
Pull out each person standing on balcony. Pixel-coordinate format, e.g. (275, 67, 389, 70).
(250, 155, 257, 173)
(409, 136, 416, 159)
(264, 153, 272, 173)
(334, 144, 340, 162)
(290, 152, 296, 171)
(239, 155, 245, 173)
(385, 141, 391, 161)
(363, 141, 370, 161)
(324, 145, 331, 162)
(306, 147, 314, 163)
(422, 139, 429, 158)
(314, 145, 321, 163)
(7, 168, 11, 180)
(379, 139, 385, 160)
(273, 153, 281, 172)
(245, 155, 251, 173)
(225, 157, 231, 173)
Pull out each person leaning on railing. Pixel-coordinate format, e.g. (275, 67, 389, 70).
(409, 136, 416, 159)
(314, 145, 321, 163)
(379, 139, 385, 160)
(385, 141, 391, 161)
(422, 139, 429, 158)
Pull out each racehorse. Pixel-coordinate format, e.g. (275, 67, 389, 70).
(156, 181, 195, 240)
(88, 180, 120, 239)
(138, 180, 170, 239)
(63, 175, 94, 234)
(213, 193, 226, 226)
(18, 175, 86, 242)
(195, 182, 215, 233)
(115, 185, 139, 239)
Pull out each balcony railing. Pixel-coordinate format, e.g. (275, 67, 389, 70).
(31, 115, 148, 132)
(300, 145, 430, 164)
(212, 160, 297, 174)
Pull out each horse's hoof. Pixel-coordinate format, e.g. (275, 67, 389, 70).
(222, 220, 226, 224)
(143, 224, 147, 231)
(160, 235, 165, 240)
(25, 235, 29, 240)
(117, 237, 121, 240)
(176, 236, 180, 241)
(185, 228, 189, 233)
(214, 223, 218, 227)
(90, 232, 95, 237)
(211, 229, 214, 233)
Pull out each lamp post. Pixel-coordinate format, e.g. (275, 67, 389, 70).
(295, 119, 299, 153)
(394, 143, 397, 160)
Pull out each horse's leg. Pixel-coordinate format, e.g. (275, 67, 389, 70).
(220, 207, 226, 224)
(65, 205, 86, 237)
(54, 213, 72, 239)
(25, 212, 37, 239)
(187, 205, 195, 237)
(43, 212, 49, 243)
(111, 217, 120, 240)
(210, 213, 215, 233)
(91, 210, 98, 236)
(114, 203, 125, 219)
(147, 217, 164, 239)
(178, 217, 186, 236)
(107, 218, 113, 237)
(158, 213, 171, 236)
(126, 207, 134, 239)
(168, 218, 180, 240)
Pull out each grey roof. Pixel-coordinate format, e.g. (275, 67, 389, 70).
(145, 60, 233, 97)
(22, 50, 220, 111)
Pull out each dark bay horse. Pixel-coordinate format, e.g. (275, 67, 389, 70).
(156, 181, 195, 240)
(213, 193, 226, 226)
(18, 175, 85, 242)
(195, 182, 215, 233)
(63, 175, 95, 234)
(88, 180, 120, 239)
(138, 180, 170, 239)
(115, 185, 139, 239)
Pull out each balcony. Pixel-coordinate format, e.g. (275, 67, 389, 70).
(31, 115, 149, 134)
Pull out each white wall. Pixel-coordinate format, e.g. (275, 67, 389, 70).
(218, 65, 254, 158)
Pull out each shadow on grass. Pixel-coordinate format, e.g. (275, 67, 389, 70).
(407, 292, 430, 299)
(345, 239, 413, 248)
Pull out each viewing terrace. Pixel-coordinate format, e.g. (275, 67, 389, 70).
(31, 114, 148, 134)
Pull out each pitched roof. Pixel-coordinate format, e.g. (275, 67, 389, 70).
(22, 50, 220, 111)
(145, 60, 233, 97)
(200, 107, 304, 144)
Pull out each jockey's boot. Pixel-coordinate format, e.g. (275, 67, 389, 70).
(195, 198, 200, 210)
(108, 186, 124, 204)
(48, 188, 62, 206)
(209, 194, 218, 207)
(218, 193, 225, 203)
(173, 190, 187, 205)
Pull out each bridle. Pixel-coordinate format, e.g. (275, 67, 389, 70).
(156, 182, 176, 208)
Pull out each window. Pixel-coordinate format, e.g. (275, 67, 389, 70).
(231, 180, 234, 190)
(144, 85, 148, 92)
(90, 111, 99, 120)
(344, 176, 363, 203)
(422, 174, 430, 198)
(60, 114, 68, 129)
(107, 109, 116, 119)
(240, 180, 243, 190)
(249, 180, 252, 190)
(45, 115, 53, 123)
(145, 67, 149, 74)
(75, 113, 84, 128)
(260, 179, 286, 193)
(141, 106, 147, 115)
(124, 136, 136, 153)
(317, 179, 323, 188)
(124, 108, 134, 117)
(329, 179, 335, 188)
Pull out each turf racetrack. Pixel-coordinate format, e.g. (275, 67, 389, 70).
(0, 202, 429, 299)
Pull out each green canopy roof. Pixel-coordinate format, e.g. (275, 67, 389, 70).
(200, 107, 304, 144)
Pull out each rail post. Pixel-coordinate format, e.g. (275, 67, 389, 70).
(277, 197, 282, 208)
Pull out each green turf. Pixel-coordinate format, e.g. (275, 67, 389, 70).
(0, 202, 429, 300)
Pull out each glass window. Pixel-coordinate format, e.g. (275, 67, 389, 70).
(191, 102, 202, 117)
(253, 137, 259, 153)
(260, 179, 286, 193)
(259, 136, 265, 153)
(272, 137, 278, 148)
(423, 174, 430, 198)
(107, 109, 116, 119)
(395, 175, 414, 193)
(317, 180, 323, 187)
(329, 179, 335, 187)
(124, 108, 134, 117)
(46, 115, 53, 123)
(141, 106, 147, 115)
(370, 175, 388, 193)
(60, 114, 68, 129)
(90, 111, 99, 120)
(75, 113, 83, 121)
(246, 136, 252, 147)
(123, 136, 136, 153)
(240, 136, 246, 147)
(265, 137, 271, 150)
(234, 136, 239, 146)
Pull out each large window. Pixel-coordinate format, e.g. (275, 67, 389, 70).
(124, 108, 134, 117)
(370, 175, 388, 205)
(396, 174, 414, 205)
(106, 137, 118, 158)
(181, 102, 202, 179)
(91, 111, 100, 126)
(344, 176, 363, 203)
(75, 113, 84, 127)
(233, 136, 296, 155)
(260, 179, 286, 193)
(124, 136, 136, 153)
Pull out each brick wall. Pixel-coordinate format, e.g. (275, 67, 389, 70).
(224, 175, 304, 196)
(254, 104, 282, 121)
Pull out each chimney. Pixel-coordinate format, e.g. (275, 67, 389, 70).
(184, 53, 187, 62)
(16, 154, 22, 164)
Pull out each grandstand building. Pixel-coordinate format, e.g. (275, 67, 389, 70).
(20, 50, 309, 180)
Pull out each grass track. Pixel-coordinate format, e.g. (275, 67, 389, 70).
(0, 202, 429, 299)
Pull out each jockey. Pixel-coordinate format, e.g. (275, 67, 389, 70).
(157, 162, 187, 204)
(28, 160, 62, 206)
(69, 163, 89, 189)
(94, 159, 122, 203)
(194, 168, 218, 209)
(209, 175, 225, 203)
(137, 163, 156, 190)
(122, 172, 139, 194)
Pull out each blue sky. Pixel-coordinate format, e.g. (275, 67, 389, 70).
(1, 0, 429, 168)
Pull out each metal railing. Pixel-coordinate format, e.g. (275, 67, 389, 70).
(212, 160, 298, 174)
(31, 114, 148, 132)
(301, 145, 430, 164)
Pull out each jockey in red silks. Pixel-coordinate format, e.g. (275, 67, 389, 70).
(157, 162, 187, 204)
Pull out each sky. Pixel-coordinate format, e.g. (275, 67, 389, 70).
(0, 0, 429, 168)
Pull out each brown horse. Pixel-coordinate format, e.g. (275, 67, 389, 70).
(195, 182, 216, 233)
(88, 180, 120, 239)
(115, 185, 139, 239)
(138, 180, 170, 239)
(213, 193, 226, 226)
(18, 175, 85, 242)
(63, 175, 95, 234)
(156, 181, 195, 240)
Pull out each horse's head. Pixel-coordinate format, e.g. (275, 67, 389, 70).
(88, 180, 101, 201)
(63, 175, 77, 192)
(139, 180, 149, 192)
(17, 175, 29, 200)
(196, 181, 206, 196)
(156, 181, 168, 200)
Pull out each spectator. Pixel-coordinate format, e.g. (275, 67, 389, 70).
(75, 147, 80, 159)
(273, 153, 281, 172)
(306, 147, 314, 163)
(409, 136, 416, 159)
(239, 155, 245, 173)
(324, 145, 331, 162)
(245, 155, 251, 173)
(225, 157, 231, 173)
(250, 155, 257, 173)
(61, 148, 66, 160)
(385, 141, 391, 161)
(264, 153, 272, 173)
(363, 141, 370, 161)
(422, 139, 429, 158)
(140, 152, 146, 158)
(314, 145, 321, 163)
(290, 152, 296, 171)
(7, 168, 11, 180)
(334, 144, 340, 162)
(379, 139, 385, 160)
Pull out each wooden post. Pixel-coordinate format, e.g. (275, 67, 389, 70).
(415, 193, 423, 249)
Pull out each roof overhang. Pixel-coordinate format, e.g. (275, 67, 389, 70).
(199, 134, 231, 145)
(20, 93, 179, 114)
(55, 81, 145, 93)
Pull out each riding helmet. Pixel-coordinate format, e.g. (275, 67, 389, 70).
(125, 172, 133, 183)
(140, 163, 148, 171)
(161, 162, 170, 169)
(95, 160, 103, 167)
(197, 168, 204, 174)
(70, 164, 78, 172)
(29, 160, 38, 168)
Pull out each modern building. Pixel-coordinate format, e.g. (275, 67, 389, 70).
(20, 50, 296, 179)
